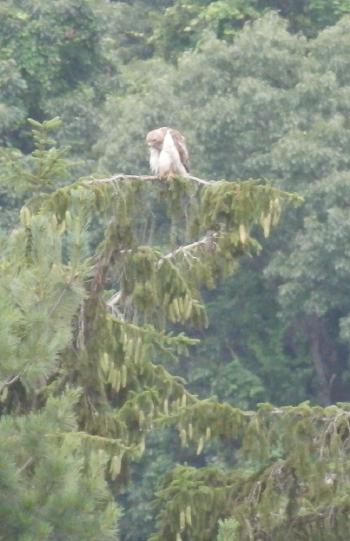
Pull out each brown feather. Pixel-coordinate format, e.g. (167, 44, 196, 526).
(146, 127, 190, 177)
(168, 129, 190, 172)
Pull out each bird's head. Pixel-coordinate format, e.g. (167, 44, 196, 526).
(146, 127, 167, 150)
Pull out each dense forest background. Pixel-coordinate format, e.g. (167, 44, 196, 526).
(2, 1, 350, 540)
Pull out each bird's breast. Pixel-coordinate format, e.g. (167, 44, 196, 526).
(149, 148, 160, 174)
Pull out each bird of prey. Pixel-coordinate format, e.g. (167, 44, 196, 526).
(146, 127, 190, 179)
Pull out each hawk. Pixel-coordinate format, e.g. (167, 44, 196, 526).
(146, 127, 190, 179)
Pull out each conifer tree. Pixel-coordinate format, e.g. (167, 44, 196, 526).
(0, 119, 120, 540)
(7, 119, 350, 541)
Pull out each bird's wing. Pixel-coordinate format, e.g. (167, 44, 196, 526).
(169, 129, 190, 172)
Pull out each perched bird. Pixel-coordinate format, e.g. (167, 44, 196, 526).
(146, 127, 190, 179)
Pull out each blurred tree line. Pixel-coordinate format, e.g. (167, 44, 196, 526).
(2, 1, 350, 540)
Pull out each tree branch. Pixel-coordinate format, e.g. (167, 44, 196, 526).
(160, 232, 219, 262)
(0, 373, 21, 394)
(17, 456, 34, 475)
(85, 174, 215, 187)
(106, 290, 123, 314)
(188, 175, 215, 186)
(106, 232, 220, 312)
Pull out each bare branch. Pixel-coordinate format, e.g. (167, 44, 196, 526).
(17, 456, 34, 475)
(106, 232, 220, 312)
(188, 175, 215, 186)
(0, 373, 21, 394)
(87, 174, 158, 185)
(160, 232, 219, 263)
(106, 291, 124, 314)
(48, 286, 69, 318)
(84, 174, 215, 187)
(111, 232, 219, 261)
(76, 302, 86, 350)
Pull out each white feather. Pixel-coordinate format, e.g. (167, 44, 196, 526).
(149, 147, 160, 175)
(159, 131, 188, 177)
(148, 129, 188, 178)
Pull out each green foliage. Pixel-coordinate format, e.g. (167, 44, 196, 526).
(118, 430, 176, 541)
(0, 118, 73, 236)
(217, 518, 239, 541)
(275, 0, 350, 34)
(0, 117, 299, 539)
(0, 126, 121, 539)
(151, 402, 350, 541)
(0, 58, 27, 141)
(144, 0, 350, 62)
(0, 213, 85, 394)
(4, 3, 350, 540)
(0, 390, 119, 541)
(0, 0, 116, 158)
(212, 358, 266, 409)
(0, 0, 102, 98)
(151, 0, 260, 61)
(93, 14, 350, 538)
(185, 254, 311, 409)
(98, 12, 350, 409)
(97, 13, 306, 179)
